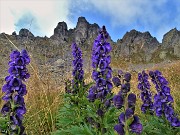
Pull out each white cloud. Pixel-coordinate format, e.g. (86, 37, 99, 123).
(87, 0, 168, 27)
(84, 0, 171, 42)
(0, 0, 74, 37)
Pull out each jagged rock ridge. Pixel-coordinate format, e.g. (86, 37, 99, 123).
(0, 17, 180, 73)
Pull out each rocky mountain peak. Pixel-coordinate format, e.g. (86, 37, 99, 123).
(50, 21, 68, 41)
(19, 28, 34, 38)
(162, 28, 180, 48)
(122, 29, 140, 41)
(77, 17, 88, 24)
(1, 16, 179, 68)
(115, 29, 159, 62)
(74, 17, 89, 44)
(122, 29, 156, 43)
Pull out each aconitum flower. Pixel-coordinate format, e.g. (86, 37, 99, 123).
(87, 26, 113, 133)
(114, 123, 124, 135)
(117, 72, 131, 97)
(115, 108, 143, 135)
(124, 72, 131, 82)
(113, 94, 124, 109)
(88, 26, 112, 101)
(129, 115, 143, 134)
(113, 72, 132, 109)
(149, 70, 180, 127)
(112, 77, 121, 87)
(104, 99, 111, 108)
(1, 49, 30, 134)
(72, 43, 84, 91)
(138, 71, 154, 113)
(128, 93, 136, 111)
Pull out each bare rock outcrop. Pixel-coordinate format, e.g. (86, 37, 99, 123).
(50, 21, 68, 43)
(162, 28, 180, 57)
(19, 28, 34, 39)
(116, 29, 159, 62)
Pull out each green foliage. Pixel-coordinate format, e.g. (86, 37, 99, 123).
(0, 115, 9, 134)
(141, 114, 180, 135)
(53, 76, 120, 135)
(52, 80, 93, 134)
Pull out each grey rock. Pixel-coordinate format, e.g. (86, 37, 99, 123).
(12, 31, 17, 36)
(19, 28, 34, 39)
(162, 28, 180, 48)
(162, 28, 180, 57)
(116, 29, 159, 62)
(159, 51, 167, 60)
(75, 17, 89, 44)
(50, 21, 68, 43)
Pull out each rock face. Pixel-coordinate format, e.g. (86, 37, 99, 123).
(75, 17, 89, 44)
(162, 28, 180, 57)
(19, 28, 34, 39)
(50, 17, 99, 45)
(0, 16, 180, 72)
(162, 28, 180, 47)
(50, 21, 68, 42)
(115, 29, 159, 62)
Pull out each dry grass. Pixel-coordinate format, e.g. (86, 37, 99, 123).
(23, 65, 64, 134)
(0, 59, 64, 135)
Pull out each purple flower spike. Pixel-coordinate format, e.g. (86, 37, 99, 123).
(149, 70, 180, 127)
(72, 43, 84, 86)
(138, 71, 154, 113)
(89, 26, 112, 101)
(88, 26, 113, 132)
(1, 49, 30, 134)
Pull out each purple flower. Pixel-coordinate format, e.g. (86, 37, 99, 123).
(112, 77, 121, 87)
(88, 26, 112, 102)
(72, 43, 84, 85)
(120, 82, 130, 94)
(128, 93, 136, 107)
(1, 49, 30, 134)
(115, 112, 143, 134)
(138, 71, 154, 113)
(1, 102, 11, 115)
(129, 115, 143, 134)
(149, 70, 180, 127)
(104, 99, 111, 108)
(10, 50, 20, 61)
(87, 91, 96, 102)
(113, 95, 124, 109)
(124, 72, 131, 82)
(114, 123, 124, 135)
(118, 112, 125, 124)
(97, 109, 104, 117)
(118, 70, 124, 78)
(125, 108, 134, 119)
(9, 78, 22, 91)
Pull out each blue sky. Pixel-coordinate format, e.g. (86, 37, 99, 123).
(0, 0, 180, 42)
